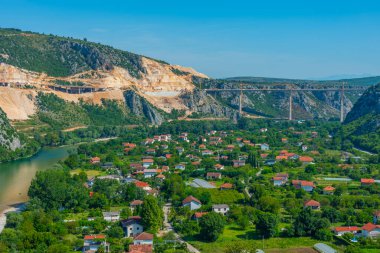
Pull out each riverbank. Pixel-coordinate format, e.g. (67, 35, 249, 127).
(0, 203, 25, 234)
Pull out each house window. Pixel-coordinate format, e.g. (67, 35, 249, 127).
(130, 227, 132, 230)
(137, 227, 139, 230)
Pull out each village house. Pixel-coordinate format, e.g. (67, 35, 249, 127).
(261, 143, 270, 151)
(202, 150, 214, 156)
(272, 173, 288, 186)
(176, 147, 185, 154)
(233, 160, 246, 167)
(179, 133, 188, 141)
(361, 178, 375, 186)
(374, 210, 380, 224)
(206, 172, 222, 180)
(192, 212, 208, 220)
(276, 155, 288, 161)
(156, 174, 165, 181)
(361, 223, 380, 238)
(260, 153, 269, 159)
(130, 200, 143, 212)
(323, 186, 335, 195)
(212, 204, 230, 216)
(281, 138, 288, 143)
(134, 181, 152, 191)
(143, 138, 155, 145)
(214, 164, 225, 170)
(102, 211, 120, 222)
(123, 143, 136, 152)
(143, 169, 157, 178)
(146, 148, 156, 155)
(301, 145, 308, 152)
(83, 234, 109, 253)
(133, 232, 154, 245)
(226, 145, 235, 151)
(304, 200, 320, 210)
(333, 226, 359, 236)
(182, 195, 202, 210)
(292, 180, 315, 192)
(260, 128, 268, 133)
(199, 144, 206, 149)
(90, 157, 101, 164)
(128, 244, 152, 253)
(265, 159, 276, 166)
(220, 183, 233, 190)
(175, 164, 186, 170)
(142, 159, 154, 168)
(121, 216, 144, 237)
(299, 156, 314, 164)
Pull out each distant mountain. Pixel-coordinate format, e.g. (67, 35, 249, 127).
(343, 83, 380, 153)
(225, 76, 380, 87)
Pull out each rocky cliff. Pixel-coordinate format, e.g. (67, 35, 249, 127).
(0, 108, 22, 151)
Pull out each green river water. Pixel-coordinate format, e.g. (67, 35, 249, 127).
(0, 146, 74, 212)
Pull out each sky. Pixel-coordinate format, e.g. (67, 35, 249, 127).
(1, 0, 380, 79)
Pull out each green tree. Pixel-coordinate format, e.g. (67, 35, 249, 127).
(255, 212, 279, 238)
(141, 196, 163, 232)
(199, 212, 225, 242)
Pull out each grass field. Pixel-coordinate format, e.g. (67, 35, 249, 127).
(70, 169, 103, 178)
(186, 224, 326, 253)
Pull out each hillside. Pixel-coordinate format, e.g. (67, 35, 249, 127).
(0, 27, 375, 127)
(343, 83, 380, 153)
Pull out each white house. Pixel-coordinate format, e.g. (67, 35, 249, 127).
(133, 232, 154, 245)
(212, 204, 230, 216)
(83, 235, 109, 253)
(361, 223, 380, 238)
(143, 169, 157, 178)
(261, 143, 270, 151)
(175, 164, 186, 170)
(121, 216, 144, 237)
(102, 211, 120, 222)
(333, 226, 359, 236)
(182, 195, 202, 210)
(142, 159, 154, 168)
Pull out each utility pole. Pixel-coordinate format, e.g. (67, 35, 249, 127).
(340, 82, 345, 123)
(289, 89, 293, 121)
(239, 83, 243, 116)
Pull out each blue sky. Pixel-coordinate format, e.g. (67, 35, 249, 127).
(1, 0, 380, 79)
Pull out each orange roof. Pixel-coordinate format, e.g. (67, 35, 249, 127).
(194, 212, 208, 218)
(129, 244, 153, 253)
(334, 226, 359, 232)
(142, 159, 154, 163)
(299, 156, 314, 162)
(260, 153, 269, 158)
(183, 195, 201, 205)
(134, 181, 149, 188)
(220, 183, 233, 189)
(304, 200, 320, 207)
(84, 234, 105, 240)
(156, 174, 165, 179)
(134, 232, 153, 240)
(276, 155, 288, 160)
(362, 222, 380, 231)
(323, 186, 335, 191)
(361, 178, 375, 184)
(130, 200, 143, 206)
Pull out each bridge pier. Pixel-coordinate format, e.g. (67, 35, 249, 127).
(340, 83, 345, 123)
(289, 90, 293, 121)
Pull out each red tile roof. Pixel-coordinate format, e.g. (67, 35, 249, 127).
(134, 181, 150, 188)
(142, 159, 154, 163)
(334, 226, 359, 232)
(84, 234, 105, 240)
(220, 183, 233, 189)
(182, 195, 201, 205)
(194, 212, 208, 219)
(130, 200, 143, 206)
(361, 178, 375, 184)
(362, 222, 380, 231)
(304, 200, 320, 207)
(299, 156, 314, 162)
(129, 244, 153, 253)
(323, 186, 335, 191)
(134, 232, 154, 241)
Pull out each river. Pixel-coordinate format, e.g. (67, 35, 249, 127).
(0, 146, 75, 212)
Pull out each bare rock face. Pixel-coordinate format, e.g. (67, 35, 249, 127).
(180, 90, 239, 121)
(124, 90, 165, 125)
(0, 108, 22, 151)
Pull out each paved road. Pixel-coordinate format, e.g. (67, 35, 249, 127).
(161, 203, 200, 253)
(353, 147, 376, 156)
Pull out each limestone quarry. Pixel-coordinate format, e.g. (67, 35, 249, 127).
(0, 57, 208, 120)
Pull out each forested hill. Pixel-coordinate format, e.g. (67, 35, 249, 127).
(225, 76, 380, 87)
(0, 28, 162, 78)
(343, 83, 380, 153)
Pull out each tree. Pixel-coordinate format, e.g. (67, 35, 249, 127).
(141, 196, 163, 232)
(315, 228, 333, 241)
(237, 215, 250, 230)
(199, 212, 225, 242)
(256, 212, 279, 238)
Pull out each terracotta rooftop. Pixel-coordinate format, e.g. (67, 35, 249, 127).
(182, 195, 201, 205)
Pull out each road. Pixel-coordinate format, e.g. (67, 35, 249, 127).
(161, 203, 200, 253)
(244, 169, 262, 199)
(353, 147, 376, 156)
